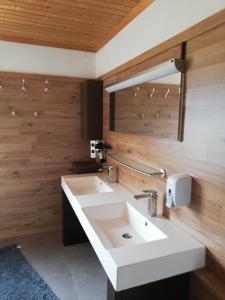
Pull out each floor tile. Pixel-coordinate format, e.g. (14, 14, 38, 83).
(0, 230, 107, 300)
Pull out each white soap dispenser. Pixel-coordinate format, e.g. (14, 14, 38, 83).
(166, 173, 192, 208)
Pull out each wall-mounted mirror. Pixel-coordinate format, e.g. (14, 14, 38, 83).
(106, 59, 185, 141)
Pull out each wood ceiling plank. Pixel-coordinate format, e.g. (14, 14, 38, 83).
(0, 15, 110, 40)
(105, 0, 140, 7)
(2, 0, 123, 20)
(72, 0, 135, 11)
(0, 23, 99, 44)
(0, 9, 106, 31)
(17, 0, 133, 15)
(47, 0, 131, 16)
(1, 0, 47, 12)
(0, 6, 114, 30)
(0, 0, 153, 51)
(0, 3, 120, 27)
(0, 14, 107, 38)
(47, 7, 122, 23)
(0, 23, 97, 43)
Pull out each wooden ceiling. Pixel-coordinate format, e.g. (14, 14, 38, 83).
(0, 0, 154, 52)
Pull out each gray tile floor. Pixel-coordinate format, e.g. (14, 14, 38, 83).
(0, 230, 107, 300)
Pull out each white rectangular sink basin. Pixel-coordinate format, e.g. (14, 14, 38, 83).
(64, 176, 113, 196)
(82, 202, 167, 249)
(62, 174, 205, 292)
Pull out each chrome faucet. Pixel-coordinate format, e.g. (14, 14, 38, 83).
(98, 165, 117, 183)
(134, 190, 158, 217)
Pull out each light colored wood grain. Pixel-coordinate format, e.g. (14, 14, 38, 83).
(0, 0, 151, 52)
(103, 22, 225, 300)
(0, 72, 89, 239)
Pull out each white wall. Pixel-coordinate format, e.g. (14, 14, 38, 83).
(0, 41, 96, 78)
(1, 0, 225, 78)
(95, 0, 225, 77)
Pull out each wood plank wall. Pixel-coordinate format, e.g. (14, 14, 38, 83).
(103, 23, 225, 300)
(0, 72, 89, 239)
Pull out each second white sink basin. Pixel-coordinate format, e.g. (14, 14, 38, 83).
(64, 175, 113, 196)
(82, 202, 167, 249)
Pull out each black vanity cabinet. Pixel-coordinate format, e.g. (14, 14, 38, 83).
(81, 80, 103, 140)
(62, 161, 101, 246)
(107, 273, 191, 300)
(62, 190, 88, 246)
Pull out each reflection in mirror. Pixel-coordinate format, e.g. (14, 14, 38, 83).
(110, 72, 182, 140)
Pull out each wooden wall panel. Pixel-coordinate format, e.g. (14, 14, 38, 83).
(0, 72, 89, 239)
(103, 23, 225, 300)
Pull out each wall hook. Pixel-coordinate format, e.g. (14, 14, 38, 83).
(150, 88, 155, 98)
(33, 111, 40, 118)
(44, 80, 49, 93)
(177, 87, 181, 100)
(164, 88, 170, 99)
(10, 111, 16, 117)
(133, 86, 140, 97)
(137, 113, 144, 119)
(154, 113, 159, 119)
(21, 78, 28, 92)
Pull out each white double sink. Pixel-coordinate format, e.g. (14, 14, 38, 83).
(61, 174, 205, 291)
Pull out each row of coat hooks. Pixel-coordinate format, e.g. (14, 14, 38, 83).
(0, 78, 48, 118)
(132, 86, 181, 98)
(10, 111, 40, 118)
(136, 112, 176, 120)
(0, 78, 50, 93)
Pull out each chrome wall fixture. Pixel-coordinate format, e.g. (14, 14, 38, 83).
(133, 86, 140, 97)
(149, 88, 155, 98)
(154, 113, 159, 119)
(105, 59, 185, 93)
(20, 79, 51, 93)
(164, 88, 170, 99)
(9, 111, 41, 118)
(1, 78, 52, 119)
(21, 78, 28, 92)
(10, 111, 16, 117)
(107, 152, 166, 178)
(44, 80, 49, 93)
(137, 113, 145, 119)
(33, 112, 40, 118)
(116, 85, 181, 122)
(2, 78, 50, 93)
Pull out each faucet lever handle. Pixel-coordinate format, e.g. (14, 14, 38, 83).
(142, 190, 158, 197)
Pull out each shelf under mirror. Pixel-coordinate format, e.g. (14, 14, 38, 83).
(107, 152, 166, 178)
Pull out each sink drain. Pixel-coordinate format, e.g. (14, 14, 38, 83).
(122, 233, 133, 239)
